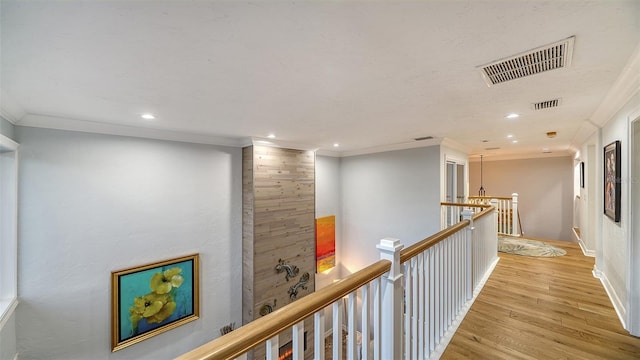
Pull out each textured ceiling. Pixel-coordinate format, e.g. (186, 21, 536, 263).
(2, 0, 639, 158)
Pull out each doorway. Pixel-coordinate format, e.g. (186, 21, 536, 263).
(445, 161, 466, 226)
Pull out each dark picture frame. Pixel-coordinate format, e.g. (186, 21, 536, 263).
(604, 141, 621, 222)
(580, 161, 585, 188)
(111, 254, 200, 352)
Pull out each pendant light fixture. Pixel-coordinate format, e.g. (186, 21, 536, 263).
(478, 155, 486, 196)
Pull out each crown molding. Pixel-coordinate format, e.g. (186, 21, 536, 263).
(0, 90, 26, 124)
(339, 137, 443, 158)
(17, 113, 245, 147)
(468, 151, 573, 162)
(590, 42, 640, 127)
(440, 138, 469, 154)
(248, 137, 319, 152)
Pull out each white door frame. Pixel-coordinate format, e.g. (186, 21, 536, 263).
(627, 108, 640, 336)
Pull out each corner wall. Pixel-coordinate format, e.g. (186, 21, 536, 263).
(469, 156, 574, 241)
(0, 117, 14, 140)
(0, 116, 17, 360)
(340, 146, 441, 273)
(14, 127, 243, 360)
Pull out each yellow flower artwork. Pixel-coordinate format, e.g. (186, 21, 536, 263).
(112, 254, 199, 352)
(128, 267, 184, 334)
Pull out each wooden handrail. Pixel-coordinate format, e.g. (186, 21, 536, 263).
(175, 259, 391, 360)
(402, 206, 496, 263)
(400, 221, 470, 263)
(440, 202, 491, 208)
(177, 208, 498, 360)
(468, 195, 512, 201)
(472, 206, 495, 221)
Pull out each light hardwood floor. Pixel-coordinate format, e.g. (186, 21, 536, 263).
(442, 239, 640, 359)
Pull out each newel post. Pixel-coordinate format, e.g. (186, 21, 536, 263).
(462, 209, 474, 300)
(377, 238, 404, 360)
(490, 198, 499, 234)
(511, 193, 519, 236)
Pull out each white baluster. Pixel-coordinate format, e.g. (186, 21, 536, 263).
(266, 335, 279, 360)
(314, 311, 325, 360)
(512, 193, 519, 236)
(462, 209, 473, 300)
(372, 278, 381, 360)
(361, 283, 371, 360)
(347, 292, 357, 360)
(293, 321, 304, 360)
(333, 300, 342, 360)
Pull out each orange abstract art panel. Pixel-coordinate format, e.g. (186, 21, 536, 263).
(316, 215, 336, 273)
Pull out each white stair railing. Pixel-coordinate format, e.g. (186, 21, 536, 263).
(457, 193, 520, 236)
(176, 207, 499, 360)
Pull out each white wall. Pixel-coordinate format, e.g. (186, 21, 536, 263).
(469, 156, 574, 241)
(0, 117, 17, 360)
(597, 91, 640, 325)
(340, 146, 441, 273)
(14, 127, 243, 360)
(315, 155, 343, 282)
(0, 117, 14, 140)
(575, 134, 598, 255)
(0, 311, 16, 360)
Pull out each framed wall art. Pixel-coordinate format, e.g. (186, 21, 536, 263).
(111, 254, 200, 351)
(604, 141, 621, 222)
(316, 215, 336, 273)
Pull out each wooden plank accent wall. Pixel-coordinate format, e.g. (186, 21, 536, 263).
(243, 146, 316, 358)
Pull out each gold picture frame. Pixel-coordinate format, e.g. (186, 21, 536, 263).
(111, 254, 200, 352)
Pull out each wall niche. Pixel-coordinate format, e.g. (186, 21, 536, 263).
(242, 145, 316, 359)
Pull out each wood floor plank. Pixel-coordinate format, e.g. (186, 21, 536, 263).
(441, 240, 640, 359)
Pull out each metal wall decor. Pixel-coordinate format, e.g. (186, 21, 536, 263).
(259, 299, 277, 316)
(275, 259, 299, 281)
(288, 272, 310, 300)
(219, 322, 236, 336)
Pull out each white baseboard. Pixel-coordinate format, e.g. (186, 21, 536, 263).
(593, 265, 627, 330)
(429, 256, 501, 359)
(578, 239, 596, 257)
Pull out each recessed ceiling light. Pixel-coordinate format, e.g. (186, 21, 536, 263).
(141, 113, 155, 120)
(506, 113, 520, 119)
(507, 134, 513, 138)
(267, 134, 276, 139)
(512, 140, 519, 144)
(333, 143, 340, 147)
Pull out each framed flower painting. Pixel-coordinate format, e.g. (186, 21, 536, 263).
(111, 254, 200, 351)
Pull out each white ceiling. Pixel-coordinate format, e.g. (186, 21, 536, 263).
(2, 0, 639, 159)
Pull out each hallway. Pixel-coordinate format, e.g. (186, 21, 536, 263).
(442, 240, 640, 359)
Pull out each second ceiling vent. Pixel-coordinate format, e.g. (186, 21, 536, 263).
(532, 98, 561, 110)
(478, 36, 575, 86)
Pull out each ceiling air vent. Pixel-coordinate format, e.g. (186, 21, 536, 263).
(478, 36, 575, 86)
(414, 136, 434, 141)
(532, 98, 561, 110)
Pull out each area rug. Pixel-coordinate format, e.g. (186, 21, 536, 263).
(498, 236, 566, 257)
